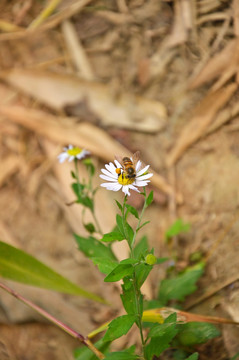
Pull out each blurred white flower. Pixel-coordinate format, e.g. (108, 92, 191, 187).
(58, 145, 90, 163)
(100, 158, 153, 196)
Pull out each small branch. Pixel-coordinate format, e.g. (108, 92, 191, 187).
(0, 281, 105, 359)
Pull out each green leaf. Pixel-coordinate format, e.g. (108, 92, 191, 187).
(145, 313, 178, 359)
(158, 263, 204, 304)
(185, 353, 199, 360)
(72, 183, 93, 210)
(74, 339, 110, 360)
(176, 322, 220, 346)
(146, 191, 154, 207)
(116, 214, 124, 236)
(75, 235, 117, 262)
(121, 278, 138, 316)
(148, 313, 177, 338)
(165, 219, 190, 241)
(101, 231, 124, 243)
(137, 221, 150, 232)
(104, 351, 138, 360)
(134, 236, 149, 259)
(84, 222, 95, 234)
(230, 353, 239, 360)
(104, 346, 138, 359)
(116, 215, 134, 245)
(120, 258, 138, 265)
(103, 315, 136, 342)
(125, 204, 139, 219)
(0, 241, 104, 303)
(92, 258, 118, 275)
(135, 263, 153, 288)
(83, 158, 95, 176)
(156, 257, 168, 265)
(104, 264, 134, 282)
(115, 200, 123, 212)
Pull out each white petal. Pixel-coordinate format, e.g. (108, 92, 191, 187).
(101, 182, 122, 191)
(68, 156, 74, 162)
(136, 160, 142, 172)
(135, 180, 149, 187)
(137, 165, 150, 176)
(68, 144, 73, 149)
(100, 174, 118, 182)
(128, 184, 140, 192)
(137, 173, 153, 181)
(101, 168, 118, 179)
(122, 185, 131, 196)
(58, 153, 68, 163)
(114, 159, 122, 168)
(109, 162, 118, 173)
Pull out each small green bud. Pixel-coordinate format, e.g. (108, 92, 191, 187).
(145, 254, 157, 265)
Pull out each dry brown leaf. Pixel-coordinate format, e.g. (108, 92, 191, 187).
(189, 39, 239, 89)
(0, 68, 166, 133)
(0, 105, 179, 200)
(144, 307, 239, 325)
(164, 0, 192, 48)
(0, 155, 20, 187)
(167, 83, 238, 166)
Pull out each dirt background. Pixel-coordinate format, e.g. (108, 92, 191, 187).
(0, 0, 239, 359)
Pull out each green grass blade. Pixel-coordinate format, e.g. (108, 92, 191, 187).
(0, 240, 105, 303)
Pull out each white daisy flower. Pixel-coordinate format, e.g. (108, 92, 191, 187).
(100, 158, 153, 196)
(58, 145, 90, 163)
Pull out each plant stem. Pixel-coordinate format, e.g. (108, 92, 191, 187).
(132, 270, 146, 358)
(74, 159, 103, 236)
(0, 281, 105, 359)
(121, 190, 148, 359)
(131, 187, 148, 251)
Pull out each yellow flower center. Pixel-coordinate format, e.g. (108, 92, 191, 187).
(67, 147, 82, 156)
(118, 173, 135, 185)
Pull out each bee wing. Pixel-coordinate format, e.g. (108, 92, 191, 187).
(115, 155, 124, 168)
(132, 151, 140, 167)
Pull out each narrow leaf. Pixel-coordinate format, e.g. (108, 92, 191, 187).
(101, 231, 124, 243)
(185, 353, 199, 360)
(134, 235, 148, 259)
(115, 200, 123, 212)
(158, 263, 204, 304)
(92, 258, 118, 275)
(126, 204, 139, 219)
(74, 339, 110, 360)
(0, 241, 104, 303)
(103, 315, 136, 342)
(165, 219, 190, 241)
(75, 235, 117, 261)
(84, 222, 95, 234)
(146, 191, 154, 207)
(137, 221, 150, 232)
(104, 264, 134, 282)
(177, 322, 220, 346)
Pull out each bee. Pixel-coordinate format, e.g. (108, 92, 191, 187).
(115, 151, 140, 180)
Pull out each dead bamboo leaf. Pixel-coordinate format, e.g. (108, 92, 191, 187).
(61, 20, 95, 80)
(28, 0, 63, 30)
(164, 0, 192, 48)
(143, 307, 239, 325)
(0, 0, 94, 42)
(233, 0, 239, 36)
(189, 39, 239, 89)
(206, 101, 239, 135)
(167, 83, 238, 166)
(0, 68, 166, 133)
(0, 105, 179, 200)
(0, 155, 20, 187)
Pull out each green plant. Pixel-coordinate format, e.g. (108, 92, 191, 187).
(0, 147, 227, 359)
